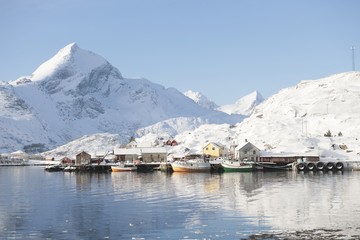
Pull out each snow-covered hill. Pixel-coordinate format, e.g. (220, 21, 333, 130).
(236, 72, 360, 159)
(138, 72, 360, 161)
(0, 43, 242, 153)
(217, 91, 264, 116)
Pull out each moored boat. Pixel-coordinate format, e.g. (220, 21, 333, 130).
(256, 162, 293, 171)
(220, 160, 255, 172)
(171, 158, 211, 172)
(44, 165, 64, 172)
(111, 162, 137, 172)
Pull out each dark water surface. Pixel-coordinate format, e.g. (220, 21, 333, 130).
(1, 166, 360, 239)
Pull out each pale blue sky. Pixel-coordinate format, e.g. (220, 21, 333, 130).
(1, 0, 359, 104)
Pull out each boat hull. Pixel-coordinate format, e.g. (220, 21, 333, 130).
(171, 165, 210, 172)
(171, 159, 211, 173)
(221, 161, 255, 172)
(111, 166, 137, 172)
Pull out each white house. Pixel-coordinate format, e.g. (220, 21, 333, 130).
(235, 141, 260, 162)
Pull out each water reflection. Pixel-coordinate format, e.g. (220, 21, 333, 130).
(217, 171, 360, 233)
(1, 167, 360, 239)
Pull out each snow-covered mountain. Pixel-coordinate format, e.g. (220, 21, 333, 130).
(217, 91, 264, 116)
(0, 43, 242, 153)
(236, 72, 360, 159)
(183, 90, 218, 110)
(138, 72, 360, 161)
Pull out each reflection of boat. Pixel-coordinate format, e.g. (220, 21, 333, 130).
(44, 165, 64, 172)
(111, 162, 137, 172)
(171, 159, 211, 172)
(221, 160, 255, 172)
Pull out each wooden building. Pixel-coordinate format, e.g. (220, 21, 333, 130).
(141, 147, 167, 162)
(75, 151, 91, 165)
(203, 142, 227, 158)
(113, 147, 167, 163)
(61, 157, 74, 165)
(260, 153, 319, 164)
(113, 148, 141, 162)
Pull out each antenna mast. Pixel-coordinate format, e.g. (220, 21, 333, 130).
(351, 46, 356, 71)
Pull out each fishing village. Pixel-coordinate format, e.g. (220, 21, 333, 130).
(1, 138, 359, 174)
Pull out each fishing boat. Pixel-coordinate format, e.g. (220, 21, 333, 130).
(255, 162, 294, 171)
(44, 164, 64, 172)
(171, 158, 211, 172)
(220, 159, 255, 172)
(111, 161, 137, 172)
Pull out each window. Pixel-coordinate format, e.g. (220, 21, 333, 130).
(253, 150, 256, 154)
(212, 147, 215, 150)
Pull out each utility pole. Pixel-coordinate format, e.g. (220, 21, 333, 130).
(351, 46, 356, 71)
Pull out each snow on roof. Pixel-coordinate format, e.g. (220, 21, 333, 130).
(114, 148, 141, 155)
(260, 151, 319, 157)
(142, 147, 167, 154)
(235, 141, 259, 151)
(203, 142, 224, 148)
(114, 147, 167, 155)
(136, 142, 153, 148)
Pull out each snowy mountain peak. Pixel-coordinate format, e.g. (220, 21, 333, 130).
(184, 90, 218, 110)
(247, 90, 264, 102)
(30, 43, 111, 82)
(0, 44, 243, 153)
(217, 90, 264, 116)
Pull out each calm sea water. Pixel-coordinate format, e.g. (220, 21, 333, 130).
(1, 166, 360, 239)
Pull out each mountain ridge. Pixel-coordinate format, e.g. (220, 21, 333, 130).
(0, 43, 243, 153)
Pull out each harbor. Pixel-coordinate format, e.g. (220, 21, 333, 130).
(40, 158, 359, 174)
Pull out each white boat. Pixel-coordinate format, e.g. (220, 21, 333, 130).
(111, 161, 137, 172)
(63, 165, 77, 172)
(171, 158, 211, 172)
(221, 159, 255, 172)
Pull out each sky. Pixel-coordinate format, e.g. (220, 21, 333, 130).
(1, 0, 359, 105)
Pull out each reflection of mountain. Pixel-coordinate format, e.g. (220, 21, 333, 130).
(218, 171, 360, 232)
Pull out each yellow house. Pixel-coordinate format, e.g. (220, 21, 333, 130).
(203, 142, 227, 158)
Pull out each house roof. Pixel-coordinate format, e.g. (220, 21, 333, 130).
(114, 148, 141, 155)
(76, 151, 91, 156)
(235, 142, 259, 151)
(114, 147, 167, 155)
(142, 147, 167, 154)
(203, 142, 224, 149)
(260, 151, 319, 158)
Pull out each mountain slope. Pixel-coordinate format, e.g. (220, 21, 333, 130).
(0, 43, 242, 153)
(238, 72, 360, 156)
(138, 72, 360, 161)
